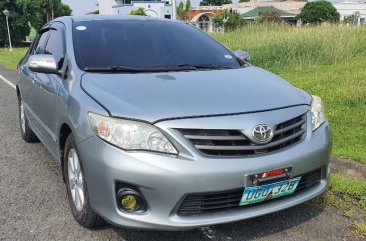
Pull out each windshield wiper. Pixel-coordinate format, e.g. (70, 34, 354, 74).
(84, 66, 144, 72)
(176, 64, 232, 70)
(83, 65, 197, 73)
(83, 64, 231, 73)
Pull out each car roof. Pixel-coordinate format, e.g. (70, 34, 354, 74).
(54, 15, 180, 24)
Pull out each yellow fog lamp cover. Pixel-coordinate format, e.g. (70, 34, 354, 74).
(121, 195, 138, 210)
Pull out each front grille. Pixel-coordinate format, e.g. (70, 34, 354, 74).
(177, 168, 321, 216)
(176, 113, 307, 157)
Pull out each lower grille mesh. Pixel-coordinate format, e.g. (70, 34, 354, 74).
(178, 168, 322, 216)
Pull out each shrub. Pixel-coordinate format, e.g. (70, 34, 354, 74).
(213, 10, 244, 32)
(296, 0, 340, 24)
(130, 8, 147, 16)
(258, 11, 284, 24)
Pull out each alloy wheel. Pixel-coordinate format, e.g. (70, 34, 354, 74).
(20, 102, 26, 134)
(68, 149, 85, 212)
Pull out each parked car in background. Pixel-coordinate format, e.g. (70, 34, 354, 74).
(16, 15, 332, 230)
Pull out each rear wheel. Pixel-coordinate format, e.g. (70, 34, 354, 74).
(18, 98, 38, 143)
(64, 134, 104, 229)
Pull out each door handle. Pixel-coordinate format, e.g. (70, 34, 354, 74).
(32, 74, 39, 86)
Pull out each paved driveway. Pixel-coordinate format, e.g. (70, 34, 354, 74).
(0, 66, 357, 241)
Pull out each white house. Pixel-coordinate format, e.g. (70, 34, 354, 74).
(333, 2, 366, 24)
(98, 0, 176, 19)
(307, 0, 366, 24)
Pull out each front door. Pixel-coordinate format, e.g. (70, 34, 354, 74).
(21, 23, 67, 157)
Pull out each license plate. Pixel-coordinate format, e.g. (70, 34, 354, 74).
(239, 176, 302, 206)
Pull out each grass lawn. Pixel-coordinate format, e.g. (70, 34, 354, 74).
(323, 174, 366, 237)
(278, 58, 366, 164)
(0, 48, 27, 71)
(214, 25, 366, 164)
(0, 25, 365, 164)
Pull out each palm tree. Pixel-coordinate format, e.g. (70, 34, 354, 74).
(41, 0, 54, 22)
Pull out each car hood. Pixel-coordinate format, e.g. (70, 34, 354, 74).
(81, 66, 311, 123)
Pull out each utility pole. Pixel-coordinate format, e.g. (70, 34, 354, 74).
(172, 0, 176, 19)
(3, 9, 13, 51)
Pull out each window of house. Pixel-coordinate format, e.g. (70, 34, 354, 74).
(198, 15, 210, 32)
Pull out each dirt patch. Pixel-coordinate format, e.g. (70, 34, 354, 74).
(331, 157, 366, 182)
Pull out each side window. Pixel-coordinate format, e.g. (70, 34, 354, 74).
(32, 31, 50, 55)
(44, 23, 66, 70)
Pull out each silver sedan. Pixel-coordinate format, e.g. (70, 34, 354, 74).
(17, 15, 332, 230)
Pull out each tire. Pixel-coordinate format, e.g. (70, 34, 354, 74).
(18, 98, 38, 143)
(64, 134, 104, 229)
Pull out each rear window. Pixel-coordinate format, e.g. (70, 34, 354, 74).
(72, 19, 241, 70)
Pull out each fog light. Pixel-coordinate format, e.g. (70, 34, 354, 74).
(121, 195, 137, 210)
(116, 188, 146, 212)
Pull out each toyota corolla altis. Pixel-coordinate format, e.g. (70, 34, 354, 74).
(16, 15, 332, 230)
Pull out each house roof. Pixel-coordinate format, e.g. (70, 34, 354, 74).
(188, 9, 225, 21)
(241, 6, 295, 18)
(224, 1, 306, 11)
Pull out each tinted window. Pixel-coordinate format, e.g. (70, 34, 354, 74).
(32, 31, 50, 55)
(44, 23, 66, 69)
(73, 20, 241, 70)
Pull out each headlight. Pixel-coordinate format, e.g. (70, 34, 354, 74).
(88, 113, 178, 154)
(311, 95, 326, 131)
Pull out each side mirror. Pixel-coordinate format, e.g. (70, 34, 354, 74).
(28, 54, 59, 74)
(233, 50, 250, 61)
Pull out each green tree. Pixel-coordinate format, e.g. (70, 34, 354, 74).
(212, 10, 244, 32)
(17, 0, 72, 30)
(224, 10, 244, 31)
(0, 0, 71, 47)
(199, 0, 232, 7)
(239, 0, 250, 2)
(0, 0, 28, 47)
(177, 1, 185, 20)
(42, 0, 55, 22)
(184, 0, 191, 20)
(130, 7, 147, 16)
(185, 0, 191, 13)
(177, 0, 191, 21)
(55, 1, 72, 18)
(213, 12, 225, 28)
(343, 14, 358, 25)
(296, 0, 340, 24)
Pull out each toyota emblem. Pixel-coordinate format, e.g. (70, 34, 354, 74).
(252, 124, 273, 144)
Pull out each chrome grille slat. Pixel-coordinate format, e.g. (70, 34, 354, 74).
(176, 113, 307, 157)
(184, 135, 247, 140)
(195, 129, 305, 151)
(275, 119, 306, 135)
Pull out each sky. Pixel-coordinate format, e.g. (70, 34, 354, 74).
(61, 0, 235, 16)
(62, 0, 99, 16)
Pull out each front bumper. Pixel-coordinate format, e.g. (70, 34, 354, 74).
(78, 108, 332, 231)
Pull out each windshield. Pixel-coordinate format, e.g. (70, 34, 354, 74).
(72, 19, 242, 71)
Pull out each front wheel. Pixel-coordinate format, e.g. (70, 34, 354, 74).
(64, 134, 104, 229)
(18, 98, 38, 143)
